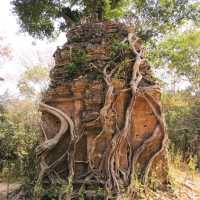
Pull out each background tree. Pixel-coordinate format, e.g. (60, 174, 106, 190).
(0, 51, 50, 196)
(146, 27, 200, 168)
(148, 29, 200, 93)
(0, 97, 40, 195)
(12, 0, 200, 39)
(0, 70, 43, 197)
(163, 92, 200, 167)
(17, 65, 49, 98)
(132, 0, 200, 40)
(11, 0, 131, 38)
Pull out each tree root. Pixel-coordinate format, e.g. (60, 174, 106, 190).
(35, 103, 75, 199)
(88, 27, 168, 199)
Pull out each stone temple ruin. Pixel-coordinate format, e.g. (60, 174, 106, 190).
(36, 21, 168, 199)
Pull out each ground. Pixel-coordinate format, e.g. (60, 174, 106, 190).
(146, 167, 200, 200)
(0, 182, 20, 199)
(0, 167, 200, 199)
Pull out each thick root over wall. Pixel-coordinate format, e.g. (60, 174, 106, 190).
(35, 24, 169, 200)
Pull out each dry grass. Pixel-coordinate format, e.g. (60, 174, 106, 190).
(133, 163, 200, 200)
(0, 165, 199, 200)
(170, 166, 200, 200)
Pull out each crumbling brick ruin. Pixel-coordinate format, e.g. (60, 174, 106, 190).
(36, 21, 168, 200)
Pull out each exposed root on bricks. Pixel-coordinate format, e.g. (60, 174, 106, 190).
(89, 27, 168, 199)
(35, 103, 75, 199)
(142, 92, 168, 185)
(94, 29, 145, 198)
(83, 28, 168, 200)
(89, 63, 119, 175)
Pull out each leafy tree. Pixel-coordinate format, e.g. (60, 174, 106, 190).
(0, 110, 17, 172)
(163, 91, 200, 167)
(12, 0, 200, 39)
(12, 0, 131, 38)
(0, 77, 40, 200)
(148, 29, 200, 92)
(132, 0, 200, 40)
(18, 65, 49, 98)
(0, 98, 39, 190)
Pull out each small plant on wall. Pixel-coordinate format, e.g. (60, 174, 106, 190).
(65, 49, 88, 76)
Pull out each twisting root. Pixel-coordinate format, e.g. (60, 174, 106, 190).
(89, 63, 118, 174)
(142, 92, 168, 184)
(35, 103, 75, 199)
(37, 103, 74, 156)
(88, 27, 168, 199)
(129, 124, 162, 181)
(88, 28, 145, 198)
(105, 28, 144, 196)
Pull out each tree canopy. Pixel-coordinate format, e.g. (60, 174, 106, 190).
(11, 0, 131, 38)
(148, 29, 200, 92)
(12, 0, 200, 39)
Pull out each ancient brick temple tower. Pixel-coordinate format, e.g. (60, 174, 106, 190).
(37, 22, 168, 199)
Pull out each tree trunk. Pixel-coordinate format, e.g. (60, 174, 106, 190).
(36, 21, 169, 200)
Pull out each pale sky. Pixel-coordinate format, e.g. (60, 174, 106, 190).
(0, 0, 65, 95)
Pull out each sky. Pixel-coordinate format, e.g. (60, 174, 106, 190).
(0, 0, 65, 96)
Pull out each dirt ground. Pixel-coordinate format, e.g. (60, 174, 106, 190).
(146, 168, 200, 200)
(0, 182, 20, 200)
(0, 168, 199, 200)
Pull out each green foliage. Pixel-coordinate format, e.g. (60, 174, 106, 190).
(11, 0, 82, 38)
(0, 119, 16, 160)
(114, 59, 131, 80)
(65, 49, 88, 75)
(147, 28, 200, 167)
(0, 99, 39, 197)
(11, 0, 131, 38)
(163, 92, 200, 160)
(78, 192, 85, 200)
(42, 185, 61, 200)
(170, 147, 182, 169)
(188, 156, 197, 177)
(72, 49, 88, 66)
(95, 187, 105, 198)
(12, 0, 59, 39)
(65, 176, 73, 194)
(104, 0, 131, 19)
(12, 0, 200, 39)
(38, 176, 74, 200)
(168, 147, 198, 183)
(148, 29, 200, 91)
(111, 40, 130, 56)
(109, 41, 132, 81)
(66, 63, 78, 74)
(134, 0, 200, 40)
